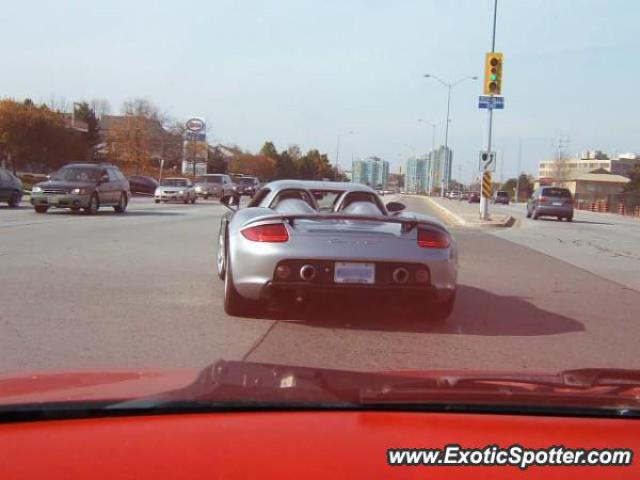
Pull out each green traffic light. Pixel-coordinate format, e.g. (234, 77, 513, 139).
(490, 74, 497, 81)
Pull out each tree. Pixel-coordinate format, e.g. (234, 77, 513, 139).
(73, 101, 101, 149)
(207, 146, 228, 174)
(259, 141, 279, 161)
(274, 150, 297, 179)
(501, 178, 517, 198)
(0, 99, 88, 173)
(623, 165, 640, 193)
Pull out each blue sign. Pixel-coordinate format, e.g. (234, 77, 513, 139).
(478, 95, 504, 110)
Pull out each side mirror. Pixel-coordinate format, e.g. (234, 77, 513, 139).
(385, 201, 406, 213)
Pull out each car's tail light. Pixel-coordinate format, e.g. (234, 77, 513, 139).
(242, 223, 289, 242)
(417, 229, 451, 249)
(539, 196, 548, 204)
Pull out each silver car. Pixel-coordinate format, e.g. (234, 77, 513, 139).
(216, 180, 458, 320)
(154, 178, 196, 204)
(194, 174, 235, 199)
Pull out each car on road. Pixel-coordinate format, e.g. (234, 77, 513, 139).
(459, 192, 470, 201)
(232, 175, 259, 197)
(194, 174, 234, 199)
(128, 175, 159, 195)
(526, 186, 574, 221)
(0, 167, 23, 207)
(154, 178, 196, 204)
(448, 191, 462, 200)
(468, 192, 480, 203)
(30, 162, 130, 214)
(493, 190, 510, 205)
(217, 180, 458, 320)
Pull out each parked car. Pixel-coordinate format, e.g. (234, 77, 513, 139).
(0, 167, 23, 207)
(30, 163, 130, 214)
(449, 191, 462, 200)
(493, 190, 510, 205)
(459, 192, 470, 201)
(128, 175, 158, 195)
(217, 180, 458, 320)
(468, 192, 480, 203)
(154, 178, 196, 204)
(233, 175, 259, 197)
(194, 174, 235, 199)
(526, 187, 574, 221)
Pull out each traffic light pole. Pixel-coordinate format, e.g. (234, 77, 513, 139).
(480, 0, 498, 220)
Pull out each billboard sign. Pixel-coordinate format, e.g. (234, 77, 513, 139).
(185, 117, 205, 132)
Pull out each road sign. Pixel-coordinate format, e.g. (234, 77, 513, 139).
(482, 171, 493, 198)
(478, 95, 504, 110)
(479, 150, 496, 172)
(185, 117, 205, 132)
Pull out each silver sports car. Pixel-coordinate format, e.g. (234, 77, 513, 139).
(216, 180, 458, 320)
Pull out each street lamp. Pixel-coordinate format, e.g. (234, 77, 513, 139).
(418, 119, 437, 195)
(423, 74, 477, 197)
(335, 130, 354, 180)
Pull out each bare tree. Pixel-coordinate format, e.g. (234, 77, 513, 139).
(90, 98, 111, 117)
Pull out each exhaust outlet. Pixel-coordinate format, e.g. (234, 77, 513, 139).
(299, 264, 316, 281)
(392, 267, 409, 284)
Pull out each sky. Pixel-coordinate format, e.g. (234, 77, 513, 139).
(2, 0, 639, 183)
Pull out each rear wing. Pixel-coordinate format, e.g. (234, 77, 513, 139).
(243, 213, 445, 234)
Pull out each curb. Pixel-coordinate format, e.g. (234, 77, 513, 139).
(425, 197, 517, 229)
(423, 197, 467, 226)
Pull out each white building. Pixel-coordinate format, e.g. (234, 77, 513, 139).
(352, 156, 389, 189)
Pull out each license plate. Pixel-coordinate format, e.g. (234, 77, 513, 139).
(334, 262, 375, 284)
(552, 202, 562, 206)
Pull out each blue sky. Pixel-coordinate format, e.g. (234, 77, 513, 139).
(2, 0, 639, 182)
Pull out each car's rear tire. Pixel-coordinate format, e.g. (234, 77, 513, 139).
(532, 208, 539, 220)
(154, 200, 160, 204)
(557, 216, 562, 221)
(566, 215, 573, 222)
(216, 224, 226, 280)
(8, 190, 21, 207)
(84, 194, 99, 215)
(34, 205, 48, 214)
(526, 208, 532, 218)
(430, 291, 456, 322)
(113, 193, 127, 213)
(224, 251, 258, 317)
(191, 196, 196, 204)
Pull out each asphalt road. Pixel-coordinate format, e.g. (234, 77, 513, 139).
(2, 195, 640, 374)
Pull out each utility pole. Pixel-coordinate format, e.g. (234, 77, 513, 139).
(480, 0, 499, 220)
(515, 139, 522, 202)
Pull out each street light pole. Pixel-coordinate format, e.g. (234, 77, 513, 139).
(423, 74, 477, 198)
(480, 0, 499, 220)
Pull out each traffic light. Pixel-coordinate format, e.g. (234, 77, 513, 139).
(483, 52, 503, 95)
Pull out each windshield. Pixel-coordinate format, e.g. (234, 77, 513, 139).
(52, 167, 100, 182)
(196, 176, 222, 184)
(3, 1, 640, 425)
(161, 179, 188, 187)
(236, 177, 256, 185)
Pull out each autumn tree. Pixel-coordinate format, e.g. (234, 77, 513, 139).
(0, 99, 87, 173)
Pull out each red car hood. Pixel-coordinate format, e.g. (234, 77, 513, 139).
(0, 370, 198, 405)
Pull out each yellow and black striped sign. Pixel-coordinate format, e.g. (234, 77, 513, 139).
(482, 172, 492, 198)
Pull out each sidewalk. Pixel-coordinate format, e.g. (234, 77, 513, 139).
(425, 197, 515, 228)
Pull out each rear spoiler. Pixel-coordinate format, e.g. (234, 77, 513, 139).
(243, 213, 445, 234)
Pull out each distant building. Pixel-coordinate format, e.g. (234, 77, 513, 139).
(538, 151, 640, 182)
(430, 146, 453, 192)
(351, 156, 389, 189)
(560, 172, 630, 200)
(405, 155, 430, 194)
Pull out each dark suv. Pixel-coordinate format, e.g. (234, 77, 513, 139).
(527, 186, 574, 222)
(493, 190, 510, 205)
(0, 167, 24, 207)
(232, 175, 259, 197)
(31, 163, 130, 214)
